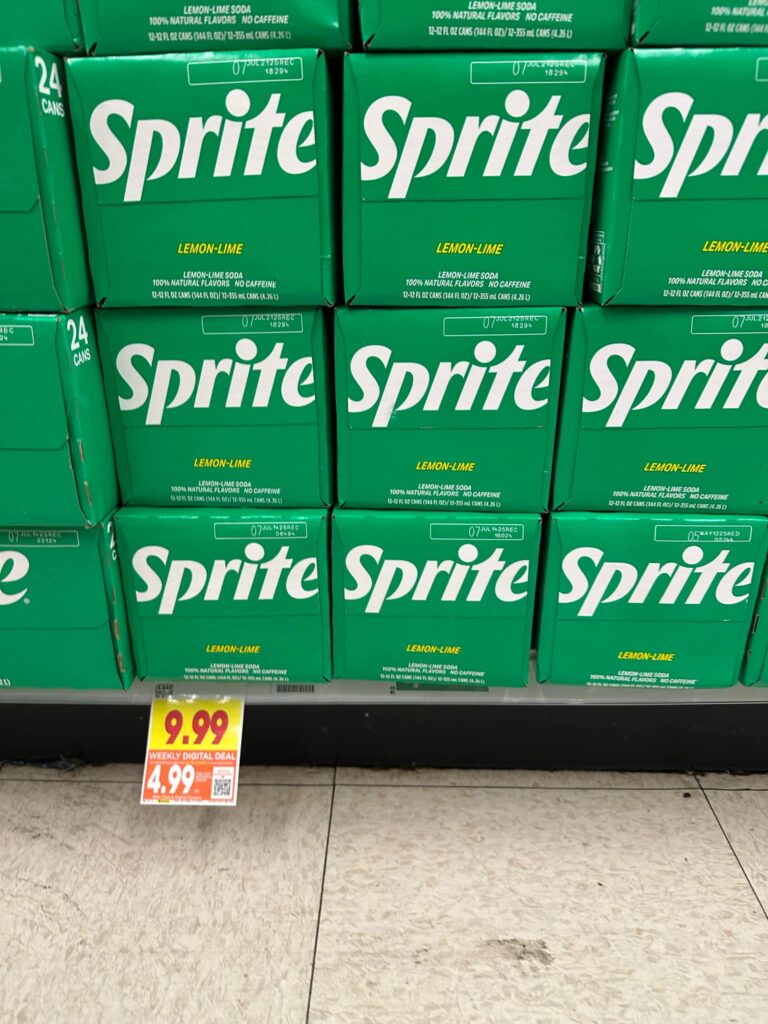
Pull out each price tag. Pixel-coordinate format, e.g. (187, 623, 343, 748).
(141, 688, 244, 806)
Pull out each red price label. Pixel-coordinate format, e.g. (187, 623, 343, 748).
(141, 694, 244, 806)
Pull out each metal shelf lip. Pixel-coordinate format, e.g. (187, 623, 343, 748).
(1, 675, 767, 707)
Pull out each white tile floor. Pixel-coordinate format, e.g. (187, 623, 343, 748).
(1, 764, 767, 1023)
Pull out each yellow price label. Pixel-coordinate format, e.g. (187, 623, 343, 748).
(142, 693, 244, 806)
(148, 696, 243, 752)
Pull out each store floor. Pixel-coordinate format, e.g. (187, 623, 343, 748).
(2, 765, 768, 1023)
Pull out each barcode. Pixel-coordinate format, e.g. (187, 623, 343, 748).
(275, 684, 316, 694)
(211, 767, 234, 800)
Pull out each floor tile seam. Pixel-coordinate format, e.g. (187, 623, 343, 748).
(305, 765, 337, 1024)
(0, 778, 334, 788)
(239, 781, 334, 788)
(694, 774, 768, 792)
(696, 787, 768, 792)
(332, 782, 697, 792)
(696, 776, 768, 923)
(0, 777, 704, 792)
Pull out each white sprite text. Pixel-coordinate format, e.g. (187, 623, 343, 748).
(584, 339, 768, 427)
(560, 545, 754, 618)
(345, 543, 529, 613)
(133, 543, 318, 614)
(362, 89, 591, 199)
(0, 552, 29, 606)
(90, 89, 316, 202)
(117, 339, 315, 425)
(349, 340, 549, 427)
(635, 92, 768, 198)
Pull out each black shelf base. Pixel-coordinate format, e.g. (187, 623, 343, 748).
(1, 703, 768, 773)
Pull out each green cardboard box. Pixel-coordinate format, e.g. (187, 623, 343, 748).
(0, 311, 118, 527)
(78, 1, 353, 54)
(336, 307, 565, 511)
(743, 556, 768, 684)
(344, 52, 605, 306)
(554, 307, 768, 515)
(0, 2, 84, 54)
(361, 0, 632, 51)
(633, 0, 768, 46)
(332, 509, 541, 685)
(0, 521, 134, 689)
(98, 308, 332, 507)
(537, 512, 768, 688)
(116, 508, 331, 682)
(589, 48, 768, 307)
(0, 47, 91, 312)
(67, 50, 335, 307)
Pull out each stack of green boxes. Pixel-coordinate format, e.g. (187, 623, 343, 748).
(337, 0, 768, 692)
(60, 6, 351, 686)
(2, 0, 768, 691)
(0, 29, 132, 689)
(546, 1, 768, 691)
(332, 4, 610, 688)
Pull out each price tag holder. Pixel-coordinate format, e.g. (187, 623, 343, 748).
(141, 686, 245, 806)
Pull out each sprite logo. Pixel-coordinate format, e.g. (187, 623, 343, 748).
(0, 552, 30, 606)
(584, 339, 768, 427)
(116, 340, 315, 425)
(348, 341, 550, 427)
(89, 89, 316, 202)
(635, 92, 768, 198)
(132, 543, 318, 615)
(560, 545, 755, 618)
(362, 89, 592, 199)
(344, 543, 530, 613)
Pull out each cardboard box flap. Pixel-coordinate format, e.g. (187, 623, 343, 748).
(76, 0, 104, 53)
(0, 49, 42, 214)
(631, 0, 663, 45)
(99, 521, 136, 687)
(342, 57, 364, 303)
(334, 0, 354, 49)
(587, 51, 641, 305)
(27, 51, 93, 312)
(0, 2, 84, 54)
(0, 527, 110, 631)
(360, 0, 383, 48)
(0, 317, 69, 451)
(742, 559, 768, 684)
(0, 312, 117, 526)
(632, 0, 768, 46)
(55, 310, 119, 525)
(62, 0, 84, 51)
(550, 307, 587, 511)
(0, 48, 91, 312)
